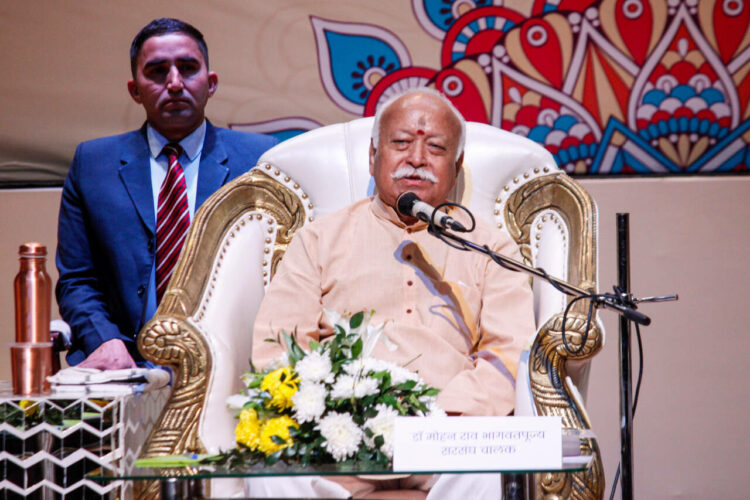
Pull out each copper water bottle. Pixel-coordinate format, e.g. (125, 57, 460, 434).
(11, 242, 53, 395)
(14, 242, 52, 343)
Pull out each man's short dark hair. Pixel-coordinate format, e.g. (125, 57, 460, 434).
(130, 18, 209, 77)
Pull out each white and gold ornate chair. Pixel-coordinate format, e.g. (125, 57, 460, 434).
(137, 117, 605, 498)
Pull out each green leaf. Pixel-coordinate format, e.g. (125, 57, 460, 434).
(309, 340, 321, 351)
(357, 446, 370, 461)
(381, 394, 398, 407)
(374, 435, 385, 448)
(350, 311, 364, 329)
(351, 337, 363, 358)
(271, 434, 286, 445)
(266, 450, 282, 465)
(397, 380, 418, 391)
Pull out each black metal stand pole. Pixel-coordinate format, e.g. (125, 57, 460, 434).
(617, 213, 634, 500)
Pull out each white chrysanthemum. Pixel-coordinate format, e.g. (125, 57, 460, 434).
(389, 364, 420, 386)
(316, 412, 363, 461)
(330, 375, 356, 399)
(330, 374, 379, 399)
(364, 404, 399, 458)
(353, 376, 379, 398)
(295, 351, 332, 383)
(420, 398, 446, 417)
(343, 359, 366, 376)
(291, 382, 327, 423)
(364, 357, 390, 374)
(344, 358, 386, 376)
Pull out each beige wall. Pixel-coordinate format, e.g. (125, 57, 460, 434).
(582, 176, 750, 499)
(1, 176, 749, 497)
(0, 188, 62, 357)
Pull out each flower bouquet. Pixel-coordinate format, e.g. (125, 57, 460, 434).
(214, 310, 442, 469)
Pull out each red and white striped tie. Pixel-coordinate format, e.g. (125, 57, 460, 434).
(155, 143, 190, 304)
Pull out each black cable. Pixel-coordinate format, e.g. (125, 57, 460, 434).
(428, 202, 476, 250)
(607, 321, 644, 500)
(559, 294, 596, 355)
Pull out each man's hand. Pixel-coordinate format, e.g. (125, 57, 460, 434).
(77, 339, 137, 370)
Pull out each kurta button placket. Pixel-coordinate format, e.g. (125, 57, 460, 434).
(402, 228, 418, 323)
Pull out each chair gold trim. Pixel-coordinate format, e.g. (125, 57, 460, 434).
(505, 172, 604, 499)
(137, 169, 302, 458)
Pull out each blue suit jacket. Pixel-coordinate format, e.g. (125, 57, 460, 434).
(56, 122, 278, 365)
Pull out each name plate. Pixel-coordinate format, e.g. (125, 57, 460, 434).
(393, 416, 562, 472)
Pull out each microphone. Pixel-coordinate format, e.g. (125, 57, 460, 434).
(396, 192, 467, 232)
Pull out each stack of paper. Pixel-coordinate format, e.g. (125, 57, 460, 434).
(47, 367, 170, 396)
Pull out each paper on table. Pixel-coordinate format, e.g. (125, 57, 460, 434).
(48, 367, 170, 395)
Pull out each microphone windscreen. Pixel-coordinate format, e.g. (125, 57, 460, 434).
(396, 192, 420, 217)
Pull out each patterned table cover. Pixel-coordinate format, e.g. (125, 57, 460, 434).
(0, 380, 169, 499)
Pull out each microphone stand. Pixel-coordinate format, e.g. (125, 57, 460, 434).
(425, 220, 651, 326)
(423, 210, 677, 500)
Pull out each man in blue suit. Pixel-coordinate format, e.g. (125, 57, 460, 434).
(56, 18, 278, 369)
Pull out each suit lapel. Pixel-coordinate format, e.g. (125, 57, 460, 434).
(118, 127, 156, 236)
(196, 122, 230, 208)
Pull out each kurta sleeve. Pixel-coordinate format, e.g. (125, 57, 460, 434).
(251, 225, 329, 369)
(436, 233, 536, 416)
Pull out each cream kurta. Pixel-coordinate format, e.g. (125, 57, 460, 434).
(252, 197, 535, 416)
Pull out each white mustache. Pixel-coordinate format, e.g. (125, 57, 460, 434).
(390, 167, 438, 183)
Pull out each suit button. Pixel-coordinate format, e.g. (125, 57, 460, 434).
(147, 239, 155, 253)
(137, 285, 146, 297)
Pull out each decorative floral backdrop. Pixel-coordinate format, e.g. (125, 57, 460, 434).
(234, 0, 750, 175)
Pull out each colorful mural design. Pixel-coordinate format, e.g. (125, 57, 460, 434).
(236, 0, 750, 175)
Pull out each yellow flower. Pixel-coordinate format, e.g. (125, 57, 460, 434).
(18, 400, 39, 417)
(235, 408, 261, 450)
(258, 415, 298, 455)
(260, 366, 299, 410)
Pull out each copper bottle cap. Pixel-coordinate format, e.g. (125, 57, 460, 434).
(19, 242, 47, 257)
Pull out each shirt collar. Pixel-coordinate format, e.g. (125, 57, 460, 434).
(369, 196, 429, 231)
(146, 120, 207, 162)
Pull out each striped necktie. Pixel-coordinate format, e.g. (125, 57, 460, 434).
(155, 143, 190, 304)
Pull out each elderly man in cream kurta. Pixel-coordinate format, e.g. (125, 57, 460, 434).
(249, 89, 536, 500)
